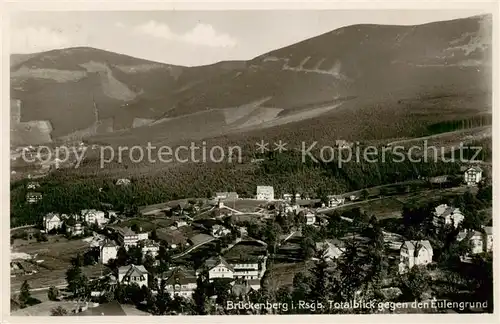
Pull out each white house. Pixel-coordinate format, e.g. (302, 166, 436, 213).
(81, 209, 108, 227)
(26, 192, 42, 204)
(175, 221, 188, 228)
(483, 226, 493, 252)
(212, 225, 231, 238)
(141, 240, 160, 258)
(399, 240, 433, 274)
(118, 264, 148, 287)
(456, 229, 484, 255)
(161, 267, 198, 299)
(327, 195, 345, 207)
(66, 223, 84, 236)
(27, 182, 40, 190)
(203, 256, 234, 280)
(215, 192, 239, 201)
(223, 242, 268, 280)
(432, 204, 465, 231)
(303, 210, 316, 225)
(256, 186, 274, 201)
(464, 166, 483, 186)
(100, 240, 118, 264)
(116, 178, 131, 186)
(316, 240, 345, 260)
(43, 213, 63, 232)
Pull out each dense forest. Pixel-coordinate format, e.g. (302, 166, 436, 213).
(10, 146, 471, 227)
(426, 114, 492, 136)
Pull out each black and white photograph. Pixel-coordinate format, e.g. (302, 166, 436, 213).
(5, 2, 496, 318)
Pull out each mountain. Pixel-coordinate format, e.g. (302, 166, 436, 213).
(10, 14, 492, 147)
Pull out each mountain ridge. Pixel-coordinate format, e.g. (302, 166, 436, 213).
(10, 14, 492, 147)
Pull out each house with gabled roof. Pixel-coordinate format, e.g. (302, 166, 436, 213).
(43, 213, 63, 232)
(118, 264, 148, 287)
(456, 229, 484, 255)
(316, 239, 345, 261)
(464, 166, 483, 186)
(159, 267, 198, 298)
(202, 256, 234, 280)
(398, 240, 433, 274)
(432, 204, 464, 231)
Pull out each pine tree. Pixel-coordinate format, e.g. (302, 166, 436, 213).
(192, 271, 209, 315)
(308, 255, 332, 314)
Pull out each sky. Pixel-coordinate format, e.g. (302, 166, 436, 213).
(10, 10, 489, 66)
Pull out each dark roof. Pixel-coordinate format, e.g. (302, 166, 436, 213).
(205, 256, 234, 271)
(75, 301, 127, 316)
(189, 233, 214, 246)
(223, 241, 267, 263)
(101, 239, 117, 248)
(160, 267, 197, 285)
(119, 264, 148, 278)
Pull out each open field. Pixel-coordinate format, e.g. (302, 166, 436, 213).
(11, 236, 101, 292)
(326, 185, 474, 220)
(265, 261, 313, 290)
(11, 300, 78, 316)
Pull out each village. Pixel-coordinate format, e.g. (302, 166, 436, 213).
(10, 165, 493, 315)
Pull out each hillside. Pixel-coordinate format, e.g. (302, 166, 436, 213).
(10, 14, 492, 147)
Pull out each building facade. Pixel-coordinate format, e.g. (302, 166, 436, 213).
(118, 264, 148, 287)
(100, 240, 118, 264)
(464, 166, 483, 186)
(82, 209, 108, 227)
(399, 240, 433, 274)
(161, 267, 198, 299)
(43, 213, 63, 232)
(432, 204, 465, 231)
(256, 186, 274, 201)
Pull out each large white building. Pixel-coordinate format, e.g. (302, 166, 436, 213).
(116, 227, 148, 249)
(398, 240, 433, 274)
(43, 213, 63, 232)
(256, 186, 274, 201)
(118, 264, 148, 287)
(100, 240, 118, 264)
(432, 204, 465, 231)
